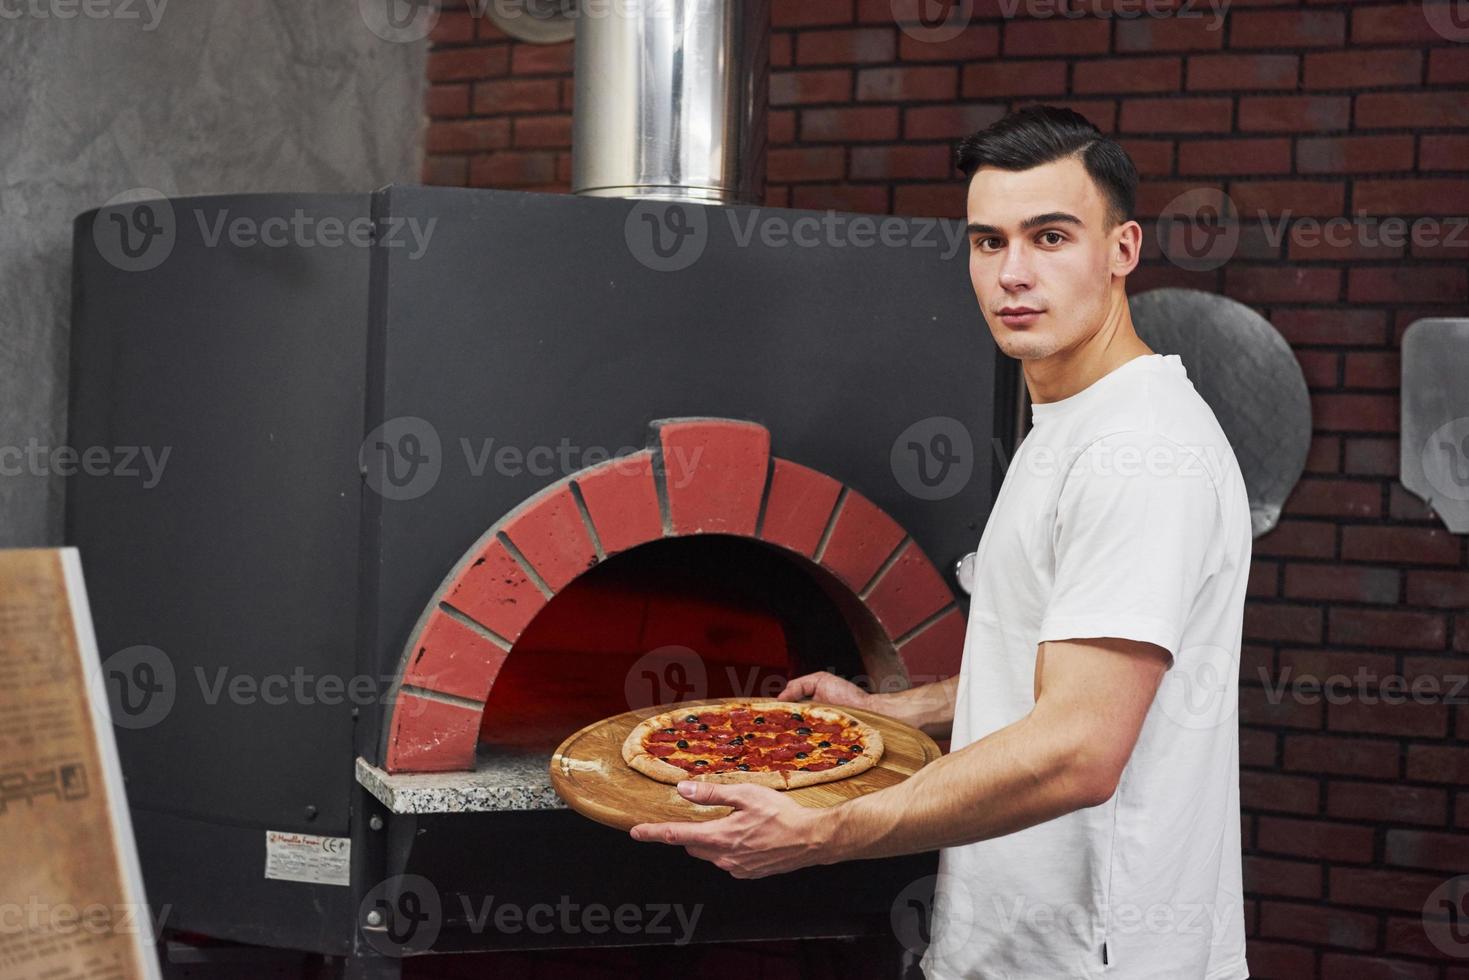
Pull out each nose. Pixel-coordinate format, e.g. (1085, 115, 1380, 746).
(997, 243, 1032, 293)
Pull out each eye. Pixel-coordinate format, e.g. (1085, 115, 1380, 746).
(1038, 230, 1066, 246)
(973, 236, 1003, 252)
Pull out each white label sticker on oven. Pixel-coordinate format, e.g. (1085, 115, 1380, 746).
(264, 830, 351, 886)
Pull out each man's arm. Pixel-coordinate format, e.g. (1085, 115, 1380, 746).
(776, 671, 960, 740)
(820, 636, 1169, 862)
(629, 637, 1169, 878)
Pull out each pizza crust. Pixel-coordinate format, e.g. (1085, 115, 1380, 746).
(621, 700, 884, 790)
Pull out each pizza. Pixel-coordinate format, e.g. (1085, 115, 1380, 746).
(621, 700, 884, 789)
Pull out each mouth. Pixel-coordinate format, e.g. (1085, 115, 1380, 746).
(997, 307, 1043, 328)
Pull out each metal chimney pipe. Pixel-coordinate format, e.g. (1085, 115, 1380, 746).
(571, 0, 769, 206)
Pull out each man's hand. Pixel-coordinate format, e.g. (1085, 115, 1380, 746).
(628, 780, 836, 879)
(776, 670, 875, 711)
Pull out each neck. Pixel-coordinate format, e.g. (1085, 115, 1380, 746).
(1023, 288, 1153, 404)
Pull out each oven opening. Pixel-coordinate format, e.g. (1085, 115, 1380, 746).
(477, 534, 887, 752)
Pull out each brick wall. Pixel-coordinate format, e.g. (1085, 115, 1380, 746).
(422, 2, 1469, 977)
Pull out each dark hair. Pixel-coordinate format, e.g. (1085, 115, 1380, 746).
(954, 104, 1138, 228)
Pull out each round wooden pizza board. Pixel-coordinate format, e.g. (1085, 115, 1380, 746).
(549, 697, 943, 832)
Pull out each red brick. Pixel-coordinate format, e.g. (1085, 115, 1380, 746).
(468, 151, 558, 187)
(1233, 10, 1346, 47)
(1242, 770, 1322, 814)
(1187, 53, 1298, 91)
(1074, 57, 1182, 94)
(1330, 867, 1452, 912)
(772, 69, 852, 105)
(1249, 559, 1280, 597)
(426, 118, 511, 154)
(1284, 734, 1400, 778)
(803, 106, 900, 141)
(1356, 178, 1469, 217)
(1407, 745, 1469, 784)
(1254, 521, 1337, 558)
(1259, 900, 1377, 949)
(962, 60, 1067, 98)
(864, 540, 954, 640)
(1343, 526, 1461, 565)
(1235, 180, 1345, 218)
(1429, 47, 1469, 84)
(904, 103, 1009, 140)
(444, 535, 548, 642)
(656, 419, 769, 537)
(1328, 699, 1448, 741)
(1353, 266, 1468, 305)
(1245, 856, 1323, 898)
(1294, 349, 1340, 388)
(1226, 267, 1342, 304)
(850, 144, 954, 179)
(1179, 138, 1291, 176)
(772, 31, 792, 67)
(857, 66, 958, 101)
(770, 109, 797, 144)
(773, 0, 854, 27)
(1297, 136, 1414, 174)
(385, 693, 481, 773)
(510, 41, 572, 74)
(1241, 726, 1278, 767)
(1321, 953, 1437, 980)
(1351, 4, 1451, 43)
(1310, 393, 1396, 433)
(1116, 15, 1227, 53)
(1284, 562, 1397, 602)
(427, 45, 510, 82)
(428, 8, 475, 44)
(898, 24, 1000, 61)
(402, 610, 509, 703)
(768, 147, 848, 183)
(1239, 95, 1350, 132)
(422, 155, 469, 186)
(792, 184, 892, 213)
(1341, 439, 1396, 477)
(1304, 49, 1422, 90)
(1246, 941, 1316, 979)
(1340, 351, 1397, 389)
(1120, 97, 1233, 133)
(898, 606, 966, 682)
(892, 183, 963, 218)
(500, 484, 598, 593)
(1407, 571, 1469, 608)
(1002, 18, 1110, 56)
(1332, 607, 1447, 650)
(571, 451, 663, 558)
(513, 115, 571, 148)
(1306, 436, 1340, 474)
(427, 83, 471, 118)
(1240, 685, 1324, 729)
(1287, 222, 1404, 263)
(1246, 604, 1324, 644)
(472, 78, 560, 113)
(1327, 783, 1448, 826)
(1117, 138, 1173, 176)
(798, 28, 896, 65)
(1358, 92, 1469, 129)
(759, 458, 843, 558)
(1272, 308, 1387, 347)
(819, 490, 907, 592)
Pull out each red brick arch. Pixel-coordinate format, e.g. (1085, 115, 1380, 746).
(382, 418, 966, 773)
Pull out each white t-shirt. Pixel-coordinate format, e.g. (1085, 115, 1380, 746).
(919, 353, 1252, 980)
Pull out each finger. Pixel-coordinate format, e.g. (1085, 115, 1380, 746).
(775, 671, 826, 702)
(629, 820, 714, 845)
(676, 779, 770, 809)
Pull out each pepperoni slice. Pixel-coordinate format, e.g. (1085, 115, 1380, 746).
(646, 744, 676, 757)
(648, 731, 681, 743)
(805, 761, 835, 771)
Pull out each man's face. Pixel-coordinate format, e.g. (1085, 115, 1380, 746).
(965, 155, 1129, 362)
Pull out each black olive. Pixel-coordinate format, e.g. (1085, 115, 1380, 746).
(694, 759, 707, 766)
(796, 726, 811, 735)
(737, 764, 750, 771)
(754, 716, 764, 724)
(663, 728, 676, 734)
(722, 756, 737, 762)
(851, 745, 862, 752)
(791, 713, 803, 722)
(795, 751, 807, 759)
(818, 740, 831, 748)
(836, 759, 847, 765)
(729, 736, 743, 745)
(798, 766, 809, 771)
(684, 715, 698, 722)
(698, 723, 708, 730)
(676, 739, 688, 748)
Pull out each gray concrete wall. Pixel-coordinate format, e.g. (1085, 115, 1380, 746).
(1, 0, 427, 545)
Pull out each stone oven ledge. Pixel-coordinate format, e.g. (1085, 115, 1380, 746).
(355, 750, 567, 815)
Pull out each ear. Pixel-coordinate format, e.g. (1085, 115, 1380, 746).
(1112, 220, 1142, 278)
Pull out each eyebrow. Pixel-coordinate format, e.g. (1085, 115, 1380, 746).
(965, 211, 1085, 237)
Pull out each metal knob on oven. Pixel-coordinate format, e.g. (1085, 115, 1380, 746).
(954, 551, 977, 595)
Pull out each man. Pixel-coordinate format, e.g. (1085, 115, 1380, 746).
(630, 105, 1252, 980)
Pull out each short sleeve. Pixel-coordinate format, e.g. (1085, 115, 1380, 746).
(1037, 430, 1223, 658)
